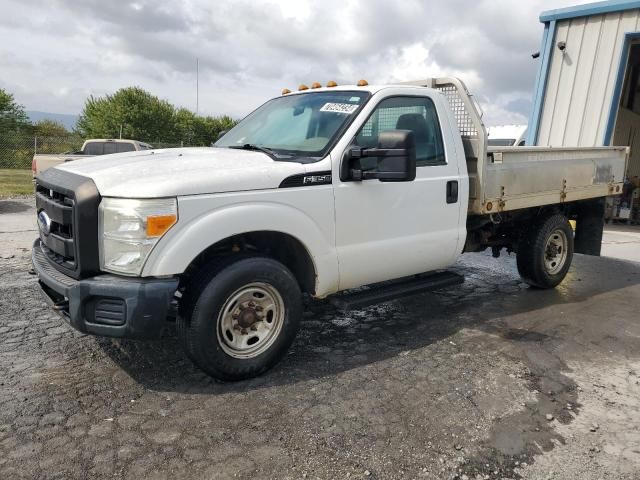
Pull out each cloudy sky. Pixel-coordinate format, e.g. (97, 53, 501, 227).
(0, 0, 586, 126)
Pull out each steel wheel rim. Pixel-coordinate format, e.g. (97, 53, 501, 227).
(544, 228, 568, 275)
(216, 282, 285, 359)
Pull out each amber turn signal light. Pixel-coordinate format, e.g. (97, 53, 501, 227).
(147, 214, 177, 237)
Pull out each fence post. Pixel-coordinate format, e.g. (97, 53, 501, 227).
(34, 136, 37, 155)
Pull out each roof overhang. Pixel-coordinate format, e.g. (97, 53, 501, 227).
(540, 0, 640, 23)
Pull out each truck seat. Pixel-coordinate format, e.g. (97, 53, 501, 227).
(396, 113, 433, 163)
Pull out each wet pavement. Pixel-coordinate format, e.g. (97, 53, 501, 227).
(1, 197, 640, 479)
(601, 224, 640, 262)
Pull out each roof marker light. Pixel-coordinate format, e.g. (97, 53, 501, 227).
(311, 82, 322, 89)
(282, 88, 291, 95)
(326, 80, 338, 87)
(357, 79, 369, 86)
(298, 84, 309, 91)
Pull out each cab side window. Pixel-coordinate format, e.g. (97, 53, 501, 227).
(355, 96, 446, 167)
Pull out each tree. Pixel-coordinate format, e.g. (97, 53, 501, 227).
(76, 86, 237, 146)
(194, 114, 236, 145)
(32, 119, 81, 156)
(173, 108, 198, 145)
(0, 89, 33, 169)
(174, 110, 237, 146)
(0, 88, 31, 135)
(33, 119, 69, 137)
(76, 87, 176, 143)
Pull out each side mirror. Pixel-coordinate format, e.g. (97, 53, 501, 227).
(342, 129, 417, 182)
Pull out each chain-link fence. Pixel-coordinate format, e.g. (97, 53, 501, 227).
(0, 134, 82, 169)
(0, 133, 196, 170)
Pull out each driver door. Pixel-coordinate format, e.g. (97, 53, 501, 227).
(332, 93, 465, 290)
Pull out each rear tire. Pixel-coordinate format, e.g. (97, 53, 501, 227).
(178, 256, 302, 381)
(516, 213, 574, 289)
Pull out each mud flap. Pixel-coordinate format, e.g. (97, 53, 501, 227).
(574, 198, 605, 256)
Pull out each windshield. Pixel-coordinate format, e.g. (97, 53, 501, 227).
(215, 91, 370, 159)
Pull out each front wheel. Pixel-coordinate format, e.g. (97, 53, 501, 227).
(178, 256, 302, 381)
(516, 213, 574, 289)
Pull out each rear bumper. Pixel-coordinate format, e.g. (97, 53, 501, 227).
(32, 239, 179, 339)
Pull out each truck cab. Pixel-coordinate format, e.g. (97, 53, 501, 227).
(32, 79, 627, 381)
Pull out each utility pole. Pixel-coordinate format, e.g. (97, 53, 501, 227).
(196, 57, 199, 115)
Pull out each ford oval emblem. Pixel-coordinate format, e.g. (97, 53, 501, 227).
(37, 210, 52, 236)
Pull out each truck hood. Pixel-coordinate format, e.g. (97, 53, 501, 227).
(55, 147, 307, 197)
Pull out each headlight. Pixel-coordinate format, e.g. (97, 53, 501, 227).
(99, 197, 177, 276)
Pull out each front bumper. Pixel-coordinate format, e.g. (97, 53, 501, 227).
(31, 239, 179, 339)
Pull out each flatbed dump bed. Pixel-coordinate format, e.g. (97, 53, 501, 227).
(403, 78, 629, 215)
(484, 145, 628, 213)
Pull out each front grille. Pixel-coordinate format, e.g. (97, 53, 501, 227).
(36, 184, 76, 268)
(35, 168, 101, 279)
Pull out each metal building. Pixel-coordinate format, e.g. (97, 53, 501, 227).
(528, 0, 640, 178)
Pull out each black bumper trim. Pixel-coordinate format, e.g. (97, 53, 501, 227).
(35, 168, 101, 279)
(32, 239, 178, 339)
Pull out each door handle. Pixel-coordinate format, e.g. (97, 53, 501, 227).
(446, 181, 458, 204)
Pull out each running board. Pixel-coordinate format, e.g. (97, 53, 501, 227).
(329, 271, 464, 311)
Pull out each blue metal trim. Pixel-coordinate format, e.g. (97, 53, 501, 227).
(541, 0, 640, 22)
(527, 21, 556, 146)
(603, 31, 640, 144)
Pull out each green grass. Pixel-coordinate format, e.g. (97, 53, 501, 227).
(0, 169, 34, 197)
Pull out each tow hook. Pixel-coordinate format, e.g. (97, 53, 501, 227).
(52, 300, 69, 311)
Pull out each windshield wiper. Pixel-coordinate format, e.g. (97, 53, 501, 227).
(228, 144, 278, 157)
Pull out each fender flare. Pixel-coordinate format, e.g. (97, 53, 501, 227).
(141, 202, 340, 297)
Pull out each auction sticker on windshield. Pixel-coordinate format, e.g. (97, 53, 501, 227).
(320, 103, 359, 114)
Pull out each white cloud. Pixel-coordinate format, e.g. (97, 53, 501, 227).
(0, 0, 584, 125)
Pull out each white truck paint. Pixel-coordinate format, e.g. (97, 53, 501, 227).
(32, 138, 152, 177)
(56, 79, 626, 293)
(34, 78, 628, 380)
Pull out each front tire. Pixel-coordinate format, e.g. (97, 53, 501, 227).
(516, 213, 574, 289)
(179, 257, 302, 381)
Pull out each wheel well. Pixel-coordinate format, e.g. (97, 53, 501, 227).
(181, 231, 316, 294)
(465, 199, 604, 255)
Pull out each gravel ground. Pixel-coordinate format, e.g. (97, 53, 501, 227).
(1, 197, 640, 480)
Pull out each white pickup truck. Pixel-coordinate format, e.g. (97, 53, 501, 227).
(32, 78, 628, 381)
(32, 138, 152, 177)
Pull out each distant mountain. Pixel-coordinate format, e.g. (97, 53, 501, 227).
(26, 111, 79, 131)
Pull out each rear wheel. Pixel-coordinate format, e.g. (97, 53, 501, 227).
(516, 213, 574, 289)
(178, 256, 302, 381)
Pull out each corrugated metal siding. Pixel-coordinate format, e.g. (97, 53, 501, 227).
(537, 10, 640, 147)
